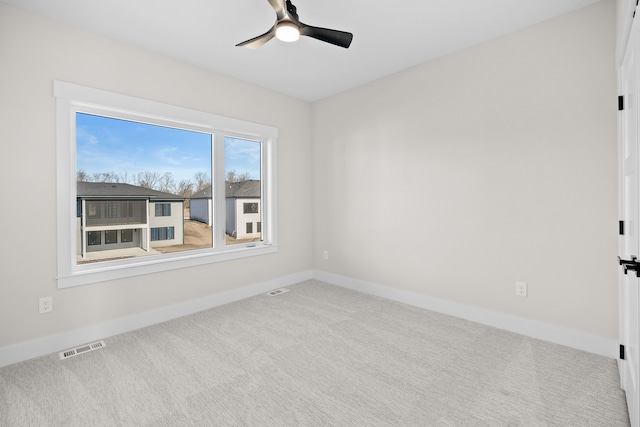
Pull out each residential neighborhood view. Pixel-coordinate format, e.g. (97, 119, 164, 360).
(75, 113, 262, 264)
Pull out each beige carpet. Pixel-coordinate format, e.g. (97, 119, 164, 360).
(0, 280, 630, 426)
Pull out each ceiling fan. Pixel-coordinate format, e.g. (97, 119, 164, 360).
(236, 0, 353, 49)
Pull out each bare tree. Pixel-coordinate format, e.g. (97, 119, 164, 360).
(158, 172, 176, 194)
(136, 171, 162, 189)
(119, 172, 131, 184)
(78, 170, 212, 195)
(78, 170, 134, 184)
(177, 179, 194, 197)
(77, 170, 89, 182)
(193, 171, 210, 191)
(226, 170, 255, 183)
(106, 172, 121, 183)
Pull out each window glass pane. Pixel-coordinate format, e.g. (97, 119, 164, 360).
(87, 202, 100, 217)
(87, 231, 101, 246)
(155, 203, 171, 217)
(105, 230, 118, 244)
(121, 229, 133, 243)
(76, 113, 212, 264)
(224, 137, 261, 245)
(243, 203, 259, 214)
(150, 227, 175, 241)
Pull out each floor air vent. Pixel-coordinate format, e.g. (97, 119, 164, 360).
(267, 288, 290, 296)
(59, 340, 106, 360)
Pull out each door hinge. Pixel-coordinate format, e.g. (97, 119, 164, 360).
(621, 344, 626, 360)
(620, 220, 625, 236)
(619, 95, 624, 111)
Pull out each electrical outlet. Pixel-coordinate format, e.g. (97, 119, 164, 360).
(515, 282, 528, 297)
(323, 250, 329, 260)
(39, 296, 53, 314)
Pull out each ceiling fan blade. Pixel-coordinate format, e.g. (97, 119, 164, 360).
(236, 25, 277, 49)
(299, 23, 353, 49)
(267, 0, 287, 20)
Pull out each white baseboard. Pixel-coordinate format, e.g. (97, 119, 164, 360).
(0, 269, 616, 368)
(0, 270, 313, 368)
(313, 270, 617, 359)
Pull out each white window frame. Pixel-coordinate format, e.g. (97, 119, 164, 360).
(55, 81, 278, 288)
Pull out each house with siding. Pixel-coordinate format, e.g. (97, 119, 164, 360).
(226, 180, 261, 240)
(190, 180, 261, 240)
(189, 185, 212, 227)
(76, 182, 185, 260)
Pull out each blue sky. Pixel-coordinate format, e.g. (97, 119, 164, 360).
(224, 137, 261, 180)
(76, 113, 261, 187)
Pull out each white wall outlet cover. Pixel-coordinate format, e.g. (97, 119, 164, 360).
(515, 282, 528, 297)
(39, 297, 53, 313)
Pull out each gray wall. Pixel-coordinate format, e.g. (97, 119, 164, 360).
(618, 0, 635, 63)
(312, 0, 618, 340)
(190, 199, 212, 226)
(0, 0, 619, 350)
(0, 3, 312, 348)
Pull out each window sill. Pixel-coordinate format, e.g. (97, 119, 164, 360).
(57, 244, 277, 288)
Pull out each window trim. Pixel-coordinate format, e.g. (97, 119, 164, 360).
(55, 81, 278, 288)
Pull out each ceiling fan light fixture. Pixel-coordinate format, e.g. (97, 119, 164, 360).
(236, 0, 352, 49)
(275, 21, 300, 42)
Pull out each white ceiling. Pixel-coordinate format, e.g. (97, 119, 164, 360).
(3, 0, 602, 102)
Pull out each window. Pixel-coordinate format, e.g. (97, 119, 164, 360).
(246, 223, 253, 234)
(87, 202, 99, 217)
(243, 203, 259, 214)
(105, 230, 118, 244)
(55, 81, 277, 288)
(151, 227, 175, 241)
(257, 222, 261, 233)
(84, 200, 147, 227)
(225, 137, 262, 244)
(155, 203, 171, 217)
(121, 229, 133, 243)
(87, 231, 101, 246)
(87, 231, 102, 246)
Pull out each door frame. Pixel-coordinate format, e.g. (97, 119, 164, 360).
(619, 6, 640, 426)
